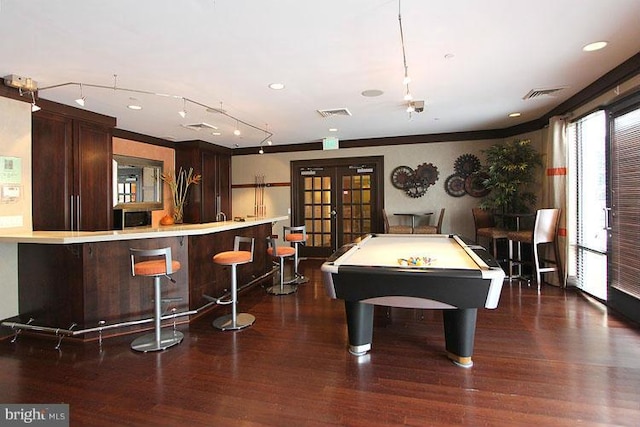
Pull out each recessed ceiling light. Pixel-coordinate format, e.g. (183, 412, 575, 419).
(212, 132, 221, 136)
(444, 53, 455, 60)
(361, 89, 384, 97)
(509, 112, 521, 118)
(583, 41, 608, 52)
(127, 104, 142, 110)
(328, 128, 338, 132)
(269, 83, 285, 90)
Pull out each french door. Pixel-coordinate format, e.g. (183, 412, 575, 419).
(608, 95, 640, 323)
(570, 92, 640, 323)
(570, 110, 608, 300)
(291, 156, 384, 258)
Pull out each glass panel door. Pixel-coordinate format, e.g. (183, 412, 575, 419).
(292, 157, 383, 258)
(570, 110, 608, 300)
(338, 165, 374, 248)
(300, 168, 335, 258)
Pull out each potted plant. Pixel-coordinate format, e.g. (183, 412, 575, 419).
(480, 139, 543, 222)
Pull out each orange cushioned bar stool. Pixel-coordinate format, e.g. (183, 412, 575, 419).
(212, 236, 256, 331)
(266, 235, 298, 295)
(283, 225, 309, 284)
(129, 247, 183, 352)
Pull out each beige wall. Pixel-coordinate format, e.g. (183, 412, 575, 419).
(231, 131, 544, 241)
(112, 137, 175, 227)
(0, 96, 32, 319)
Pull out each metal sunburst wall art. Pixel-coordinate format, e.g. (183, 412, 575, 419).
(444, 153, 490, 198)
(391, 163, 439, 198)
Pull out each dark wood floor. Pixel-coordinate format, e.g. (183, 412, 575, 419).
(1, 259, 640, 426)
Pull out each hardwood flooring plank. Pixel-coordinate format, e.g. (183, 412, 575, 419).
(1, 259, 639, 426)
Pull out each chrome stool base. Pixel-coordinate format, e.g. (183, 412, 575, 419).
(267, 283, 297, 295)
(295, 274, 309, 284)
(213, 313, 256, 331)
(131, 330, 184, 352)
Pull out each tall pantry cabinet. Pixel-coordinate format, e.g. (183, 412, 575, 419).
(175, 140, 232, 224)
(31, 104, 116, 231)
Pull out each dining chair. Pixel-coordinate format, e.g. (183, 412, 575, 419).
(382, 209, 413, 234)
(414, 208, 445, 234)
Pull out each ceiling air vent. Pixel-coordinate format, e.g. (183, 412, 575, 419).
(317, 108, 352, 118)
(522, 87, 566, 100)
(181, 122, 218, 131)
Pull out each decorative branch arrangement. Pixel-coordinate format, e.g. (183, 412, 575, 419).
(161, 167, 202, 223)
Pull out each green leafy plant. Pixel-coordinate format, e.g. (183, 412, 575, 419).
(480, 139, 543, 215)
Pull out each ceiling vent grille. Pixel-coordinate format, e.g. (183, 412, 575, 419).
(522, 87, 566, 100)
(181, 122, 218, 131)
(317, 108, 352, 117)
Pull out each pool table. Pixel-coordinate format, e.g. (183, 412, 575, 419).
(321, 233, 505, 367)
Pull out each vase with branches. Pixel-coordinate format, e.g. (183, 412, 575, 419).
(161, 167, 202, 223)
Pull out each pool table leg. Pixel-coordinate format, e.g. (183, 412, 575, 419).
(344, 301, 373, 356)
(442, 308, 477, 368)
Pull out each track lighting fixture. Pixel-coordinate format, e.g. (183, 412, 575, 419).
(30, 92, 40, 112)
(75, 83, 85, 106)
(178, 98, 187, 118)
(258, 147, 264, 154)
(31, 79, 273, 147)
(398, 0, 419, 116)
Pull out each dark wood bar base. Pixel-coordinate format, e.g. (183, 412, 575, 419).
(13, 223, 273, 340)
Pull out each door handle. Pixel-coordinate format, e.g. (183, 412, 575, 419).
(603, 207, 612, 230)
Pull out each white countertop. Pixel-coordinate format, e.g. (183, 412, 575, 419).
(0, 216, 289, 244)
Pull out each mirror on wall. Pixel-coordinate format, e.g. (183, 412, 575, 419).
(113, 155, 163, 210)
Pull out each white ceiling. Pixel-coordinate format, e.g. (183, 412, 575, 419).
(1, 0, 639, 150)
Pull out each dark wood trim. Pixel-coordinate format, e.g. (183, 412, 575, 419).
(5, 52, 638, 155)
(176, 139, 233, 155)
(232, 182, 290, 189)
(34, 97, 116, 127)
(112, 128, 176, 148)
(233, 51, 640, 156)
(0, 85, 30, 102)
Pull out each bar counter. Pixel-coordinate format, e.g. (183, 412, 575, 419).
(3, 216, 287, 340)
(0, 216, 288, 244)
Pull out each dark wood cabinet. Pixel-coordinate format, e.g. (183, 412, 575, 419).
(32, 105, 115, 231)
(175, 141, 232, 223)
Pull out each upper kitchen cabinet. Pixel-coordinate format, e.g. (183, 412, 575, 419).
(32, 101, 116, 231)
(175, 140, 231, 224)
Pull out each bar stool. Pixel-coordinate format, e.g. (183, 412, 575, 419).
(212, 236, 256, 331)
(507, 208, 562, 287)
(266, 235, 298, 295)
(129, 247, 183, 352)
(472, 208, 508, 261)
(283, 225, 309, 284)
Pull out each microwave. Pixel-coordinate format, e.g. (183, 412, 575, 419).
(113, 209, 152, 229)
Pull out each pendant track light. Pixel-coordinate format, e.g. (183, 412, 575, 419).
(178, 98, 187, 118)
(30, 91, 40, 112)
(75, 83, 85, 106)
(33, 79, 273, 147)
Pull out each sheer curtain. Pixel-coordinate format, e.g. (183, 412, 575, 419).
(542, 116, 568, 287)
